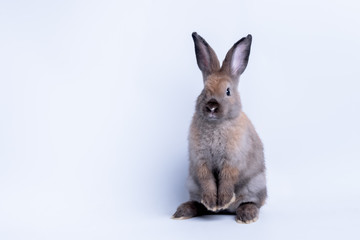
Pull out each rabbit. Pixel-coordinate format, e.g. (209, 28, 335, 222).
(172, 32, 267, 224)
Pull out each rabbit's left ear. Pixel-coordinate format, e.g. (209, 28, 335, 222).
(192, 32, 220, 78)
(221, 34, 252, 79)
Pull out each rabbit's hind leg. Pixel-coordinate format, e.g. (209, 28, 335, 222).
(172, 201, 208, 220)
(235, 202, 259, 224)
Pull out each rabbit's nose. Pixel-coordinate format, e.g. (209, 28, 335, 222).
(206, 99, 219, 113)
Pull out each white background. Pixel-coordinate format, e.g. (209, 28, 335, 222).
(1, 0, 360, 239)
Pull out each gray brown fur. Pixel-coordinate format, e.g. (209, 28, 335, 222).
(173, 32, 267, 223)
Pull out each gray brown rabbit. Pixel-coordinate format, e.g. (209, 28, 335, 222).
(172, 32, 267, 224)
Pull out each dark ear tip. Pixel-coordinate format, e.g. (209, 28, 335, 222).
(192, 32, 206, 44)
(246, 34, 252, 42)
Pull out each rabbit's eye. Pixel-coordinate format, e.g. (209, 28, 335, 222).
(226, 88, 231, 96)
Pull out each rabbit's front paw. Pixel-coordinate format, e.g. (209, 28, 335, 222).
(201, 192, 217, 212)
(217, 191, 236, 210)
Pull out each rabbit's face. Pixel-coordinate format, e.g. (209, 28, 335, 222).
(191, 32, 252, 122)
(197, 74, 241, 122)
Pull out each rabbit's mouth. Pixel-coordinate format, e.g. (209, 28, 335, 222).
(208, 113, 217, 119)
(205, 112, 221, 121)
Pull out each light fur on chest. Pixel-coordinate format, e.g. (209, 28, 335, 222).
(191, 113, 249, 170)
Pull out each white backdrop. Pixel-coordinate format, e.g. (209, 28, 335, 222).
(1, 0, 360, 239)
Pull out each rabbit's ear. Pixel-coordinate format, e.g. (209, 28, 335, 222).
(192, 32, 220, 78)
(221, 34, 252, 79)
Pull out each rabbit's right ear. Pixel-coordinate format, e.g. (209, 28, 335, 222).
(192, 32, 220, 78)
(221, 34, 252, 80)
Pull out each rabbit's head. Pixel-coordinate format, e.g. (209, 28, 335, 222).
(192, 32, 252, 122)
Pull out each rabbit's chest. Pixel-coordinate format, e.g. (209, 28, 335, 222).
(201, 128, 229, 166)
